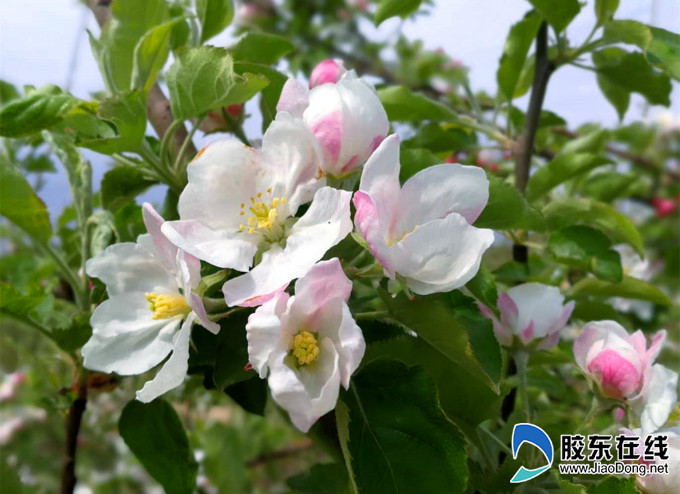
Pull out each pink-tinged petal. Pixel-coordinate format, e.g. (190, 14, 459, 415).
(309, 59, 347, 88)
(340, 154, 360, 174)
(521, 320, 535, 343)
(396, 163, 490, 236)
(493, 320, 513, 347)
(224, 187, 352, 306)
(335, 304, 365, 389)
(588, 349, 643, 399)
(536, 329, 561, 351)
(238, 284, 289, 308)
(497, 293, 519, 330)
(276, 78, 309, 117)
(629, 330, 648, 356)
(646, 330, 667, 366)
(177, 252, 220, 334)
(358, 135, 401, 224)
(161, 220, 258, 271)
(246, 293, 290, 378)
(142, 203, 178, 269)
(574, 320, 638, 372)
(370, 135, 385, 153)
(294, 258, 352, 309)
(310, 111, 343, 164)
(352, 191, 394, 277)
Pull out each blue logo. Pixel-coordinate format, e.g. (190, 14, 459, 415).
(510, 423, 554, 483)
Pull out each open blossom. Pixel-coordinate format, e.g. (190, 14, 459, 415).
(162, 114, 352, 307)
(574, 321, 677, 434)
(246, 259, 365, 432)
(309, 59, 347, 88)
(479, 283, 574, 350)
(82, 204, 219, 403)
(352, 135, 495, 295)
(277, 70, 388, 177)
(635, 427, 680, 494)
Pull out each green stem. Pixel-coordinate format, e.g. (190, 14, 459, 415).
(568, 62, 598, 72)
(354, 310, 389, 321)
(159, 119, 183, 165)
(40, 242, 87, 309)
(515, 351, 531, 421)
(208, 308, 243, 322)
(202, 297, 228, 313)
(478, 424, 514, 457)
(579, 397, 601, 432)
(174, 116, 205, 173)
(4, 313, 53, 340)
(222, 109, 251, 146)
(462, 78, 484, 123)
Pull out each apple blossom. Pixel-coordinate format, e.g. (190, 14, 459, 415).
(161, 114, 352, 307)
(478, 283, 574, 350)
(309, 59, 347, 88)
(82, 204, 219, 403)
(246, 258, 365, 432)
(277, 70, 388, 177)
(636, 427, 680, 494)
(574, 320, 677, 434)
(352, 134, 495, 295)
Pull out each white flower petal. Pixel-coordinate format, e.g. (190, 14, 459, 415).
(334, 305, 365, 389)
(293, 258, 352, 311)
(573, 320, 632, 370)
(506, 283, 568, 338)
(358, 135, 401, 229)
(276, 79, 309, 117)
(633, 364, 678, 436)
(246, 293, 290, 378)
(82, 293, 179, 375)
(353, 191, 394, 277)
(136, 313, 195, 403)
(176, 252, 220, 334)
(85, 241, 177, 296)
(142, 203, 178, 270)
(162, 219, 258, 271)
(223, 187, 352, 306)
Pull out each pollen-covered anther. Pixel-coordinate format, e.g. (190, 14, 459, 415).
(291, 331, 320, 365)
(145, 293, 191, 320)
(239, 192, 287, 235)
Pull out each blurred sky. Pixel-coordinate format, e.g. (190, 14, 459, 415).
(0, 0, 678, 215)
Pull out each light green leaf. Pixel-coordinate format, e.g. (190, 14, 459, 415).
(582, 171, 645, 202)
(229, 32, 294, 65)
(0, 80, 19, 105)
(132, 18, 184, 92)
(525, 0, 580, 33)
(378, 85, 457, 122)
(548, 226, 623, 282)
(0, 158, 52, 243)
(466, 266, 499, 310)
(527, 153, 612, 201)
(543, 198, 644, 256)
(497, 11, 542, 101)
(233, 62, 287, 132)
(560, 129, 610, 155)
(166, 47, 269, 121)
(595, 0, 619, 26)
(101, 166, 155, 212)
(0, 85, 76, 137)
(337, 360, 469, 494)
(196, 0, 234, 43)
(476, 174, 546, 231)
(374, 0, 423, 25)
(119, 399, 198, 494)
(570, 276, 671, 306)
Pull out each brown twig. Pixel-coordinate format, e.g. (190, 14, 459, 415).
(59, 375, 88, 494)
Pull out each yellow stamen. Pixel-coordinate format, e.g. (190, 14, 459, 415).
(145, 293, 191, 320)
(291, 331, 320, 366)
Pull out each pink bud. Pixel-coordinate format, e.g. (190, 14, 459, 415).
(309, 59, 347, 88)
(651, 198, 676, 218)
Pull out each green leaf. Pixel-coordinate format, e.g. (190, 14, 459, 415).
(378, 86, 457, 121)
(374, 0, 423, 25)
(224, 377, 268, 415)
(403, 122, 477, 153)
(593, 49, 672, 106)
(582, 171, 645, 202)
(132, 18, 184, 92)
(604, 20, 680, 80)
(476, 174, 545, 231)
(527, 153, 612, 201)
(0, 85, 76, 137)
(543, 198, 644, 256)
(570, 276, 671, 306)
(50, 312, 92, 352)
(0, 80, 19, 105)
(196, 0, 234, 43)
(229, 32, 294, 65)
(90, 0, 169, 93)
(399, 147, 440, 182)
(0, 451, 23, 494)
(119, 399, 198, 494)
(0, 159, 52, 243)
(595, 0, 619, 26)
(466, 266, 498, 309)
(233, 62, 287, 132)
(338, 360, 469, 494)
(101, 166, 155, 212)
(560, 129, 610, 155)
(526, 0, 580, 33)
(595, 71, 630, 120)
(497, 11, 542, 101)
(287, 463, 350, 494)
(166, 47, 269, 121)
(212, 310, 252, 390)
(589, 476, 639, 494)
(0, 283, 47, 318)
(548, 226, 623, 282)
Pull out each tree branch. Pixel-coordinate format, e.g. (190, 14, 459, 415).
(59, 375, 88, 494)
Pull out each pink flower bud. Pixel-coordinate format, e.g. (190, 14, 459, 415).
(309, 59, 347, 88)
(574, 321, 665, 400)
(478, 283, 574, 351)
(651, 198, 676, 218)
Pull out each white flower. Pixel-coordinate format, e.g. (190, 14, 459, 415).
(246, 258, 365, 432)
(161, 114, 353, 307)
(277, 71, 389, 177)
(479, 283, 574, 350)
(352, 134, 495, 295)
(636, 427, 680, 494)
(631, 364, 678, 436)
(82, 204, 219, 403)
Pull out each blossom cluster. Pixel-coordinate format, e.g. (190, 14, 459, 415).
(81, 59, 678, 456)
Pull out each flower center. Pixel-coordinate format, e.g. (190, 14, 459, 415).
(239, 188, 287, 240)
(145, 293, 191, 320)
(291, 331, 320, 366)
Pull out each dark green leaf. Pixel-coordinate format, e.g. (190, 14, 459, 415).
(526, 0, 580, 33)
(224, 377, 268, 415)
(0, 158, 52, 243)
(119, 399, 198, 494)
(596, 71, 630, 120)
(589, 476, 639, 494)
(212, 310, 252, 390)
(196, 0, 234, 43)
(0, 85, 76, 137)
(527, 153, 611, 201)
(466, 266, 498, 309)
(399, 147, 440, 182)
(378, 86, 457, 121)
(497, 11, 542, 101)
(374, 0, 423, 25)
(287, 463, 350, 494)
(0, 80, 19, 105)
(101, 166, 155, 212)
(337, 360, 469, 494)
(402, 122, 477, 153)
(548, 226, 623, 282)
(476, 174, 545, 231)
(570, 276, 671, 306)
(543, 198, 644, 255)
(571, 300, 621, 322)
(50, 312, 92, 352)
(114, 202, 146, 242)
(229, 32, 294, 65)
